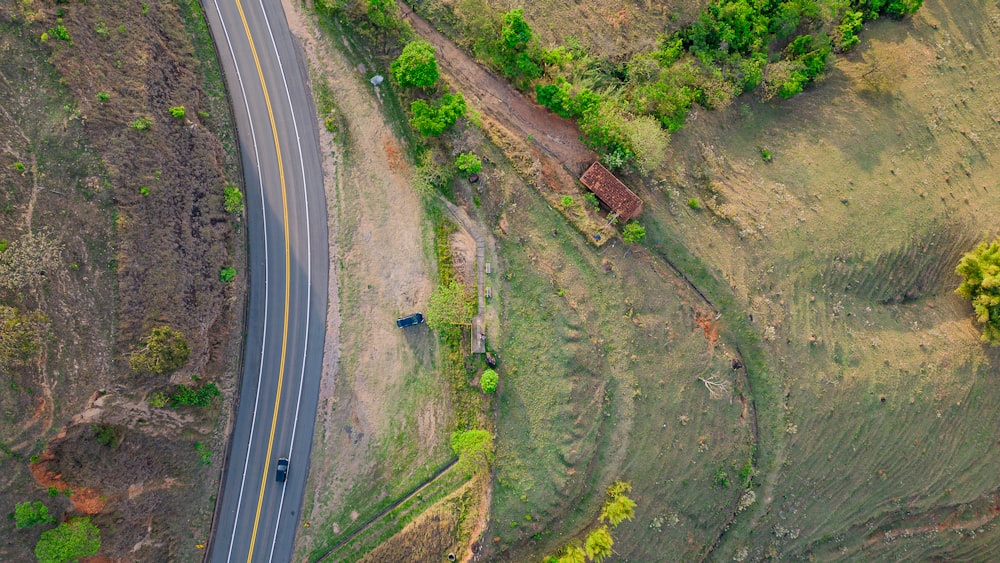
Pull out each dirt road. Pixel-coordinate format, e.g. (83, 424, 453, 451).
(399, 4, 596, 177)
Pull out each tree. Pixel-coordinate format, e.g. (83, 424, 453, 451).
(622, 222, 646, 244)
(455, 152, 482, 176)
(129, 326, 190, 374)
(391, 40, 439, 89)
(480, 369, 498, 393)
(450, 429, 494, 476)
(14, 500, 55, 528)
(621, 115, 669, 173)
(955, 238, 1000, 344)
(34, 517, 101, 563)
(600, 494, 636, 527)
(557, 545, 586, 563)
(410, 92, 467, 136)
(426, 280, 474, 330)
(0, 305, 46, 371)
(584, 526, 613, 562)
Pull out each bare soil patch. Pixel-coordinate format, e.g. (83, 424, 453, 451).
(280, 1, 456, 559)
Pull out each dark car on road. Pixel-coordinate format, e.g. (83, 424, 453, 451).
(276, 458, 289, 482)
(396, 312, 424, 328)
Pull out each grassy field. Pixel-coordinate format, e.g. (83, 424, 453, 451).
(629, 1, 1000, 559)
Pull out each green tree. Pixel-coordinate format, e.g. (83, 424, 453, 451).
(410, 92, 467, 136)
(14, 500, 55, 528)
(34, 517, 101, 563)
(455, 152, 482, 176)
(600, 494, 636, 527)
(557, 545, 586, 563)
(956, 238, 1000, 344)
(584, 526, 613, 562)
(129, 326, 190, 374)
(426, 280, 474, 330)
(391, 40, 439, 89)
(480, 369, 498, 393)
(621, 115, 669, 173)
(622, 222, 646, 244)
(450, 429, 494, 476)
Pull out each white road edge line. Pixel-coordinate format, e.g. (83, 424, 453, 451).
(254, 2, 314, 560)
(208, 1, 272, 561)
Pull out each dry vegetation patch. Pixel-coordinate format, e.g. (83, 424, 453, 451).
(0, 0, 241, 559)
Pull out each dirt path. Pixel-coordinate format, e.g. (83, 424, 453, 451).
(399, 3, 596, 177)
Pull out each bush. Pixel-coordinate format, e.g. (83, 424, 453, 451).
(455, 152, 482, 176)
(426, 280, 474, 330)
(480, 369, 498, 393)
(561, 195, 574, 208)
(622, 221, 646, 244)
(129, 326, 190, 374)
(92, 424, 124, 447)
(130, 116, 152, 131)
(956, 238, 1000, 344)
(219, 267, 236, 283)
(96, 92, 110, 102)
(170, 382, 221, 407)
(688, 198, 701, 210)
(168, 106, 186, 119)
(34, 517, 100, 563)
(391, 40, 439, 89)
(223, 183, 244, 215)
(584, 192, 600, 210)
(14, 501, 55, 528)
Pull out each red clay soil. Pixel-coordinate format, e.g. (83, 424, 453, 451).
(30, 453, 107, 515)
(399, 4, 597, 177)
(693, 309, 721, 346)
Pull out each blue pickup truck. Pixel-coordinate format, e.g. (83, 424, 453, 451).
(396, 312, 424, 328)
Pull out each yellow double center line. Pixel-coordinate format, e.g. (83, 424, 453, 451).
(234, 0, 292, 559)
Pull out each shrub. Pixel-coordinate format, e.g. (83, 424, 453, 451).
(584, 192, 600, 210)
(759, 147, 773, 162)
(93, 424, 124, 447)
(34, 517, 100, 563)
(480, 369, 498, 393)
(687, 198, 701, 210)
(46, 25, 71, 43)
(13, 162, 25, 172)
(168, 106, 186, 119)
(14, 501, 55, 528)
(426, 280, 474, 330)
(129, 326, 190, 374)
(223, 183, 244, 215)
(391, 40, 439, 89)
(195, 441, 212, 465)
(622, 221, 646, 244)
(140, 186, 150, 196)
(170, 382, 221, 407)
(219, 267, 236, 283)
(561, 195, 574, 208)
(455, 152, 482, 176)
(600, 494, 636, 527)
(956, 238, 1000, 344)
(130, 116, 152, 131)
(147, 391, 169, 408)
(0, 306, 47, 370)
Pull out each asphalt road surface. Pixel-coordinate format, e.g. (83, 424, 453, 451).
(201, 0, 328, 560)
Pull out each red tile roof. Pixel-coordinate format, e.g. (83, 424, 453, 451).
(579, 162, 643, 221)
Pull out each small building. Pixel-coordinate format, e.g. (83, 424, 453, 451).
(579, 161, 643, 222)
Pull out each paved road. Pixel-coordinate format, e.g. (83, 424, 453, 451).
(200, 0, 328, 561)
